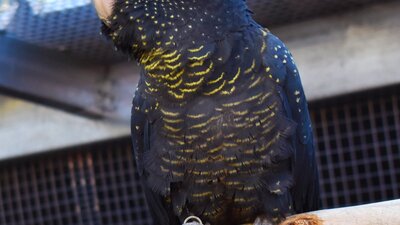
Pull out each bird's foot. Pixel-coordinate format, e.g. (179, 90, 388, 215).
(279, 214, 322, 225)
(252, 216, 277, 225)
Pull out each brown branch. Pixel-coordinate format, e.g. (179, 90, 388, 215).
(182, 200, 400, 225)
(280, 200, 400, 225)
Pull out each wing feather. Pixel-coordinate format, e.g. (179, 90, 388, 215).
(264, 33, 320, 212)
(131, 79, 179, 225)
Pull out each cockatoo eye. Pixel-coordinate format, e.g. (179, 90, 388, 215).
(92, 0, 115, 25)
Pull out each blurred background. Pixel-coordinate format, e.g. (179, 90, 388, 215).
(0, 0, 400, 224)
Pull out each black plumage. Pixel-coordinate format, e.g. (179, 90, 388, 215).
(101, 0, 320, 224)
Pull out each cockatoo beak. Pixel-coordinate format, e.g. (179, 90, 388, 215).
(92, 0, 115, 25)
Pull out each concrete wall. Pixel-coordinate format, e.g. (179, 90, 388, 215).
(0, 95, 129, 160)
(273, 1, 400, 100)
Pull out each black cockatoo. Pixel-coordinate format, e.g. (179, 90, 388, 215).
(94, 0, 320, 224)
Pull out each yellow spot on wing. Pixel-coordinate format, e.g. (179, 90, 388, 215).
(232, 109, 249, 116)
(223, 142, 237, 147)
(164, 124, 181, 132)
(249, 76, 262, 88)
(188, 45, 204, 53)
(222, 92, 264, 107)
(167, 78, 183, 89)
(180, 87, 199, 93)
(165, 62, 182, 70)
(192, 192, 212, 198)
(163, 118, 184, 124)
(207, 72, 224, 84)
(204, 80, 226, 96)
(187, 113, 205, 119)
(261, 40, 267, 53)
(228, 169, 238, 174)
(230, 160, 255, 167)
(192, 62, 213, 76)
(228, 67, 241, 84)
(145, 60, 161, 70)
(189, 52, 210, 61)
(189, 115, 221, 129)
(245, 59, 256, 74)
(162, 50, 178, 58)
(243, 186, 256, 191)
(161, 157, 181, 165)
(245, 92, 265, 102)
(189, 60, 204, 68)
(161, 109, 180, 117)
(168, 90, 185, 99)
(260, 28, 268, 37)
(221, 86, 236, 96)
(146, 87, 158, 93)
(163, 69, 185, 81)
(253, 102, 277, 115)
(256, 133, 280, 153)
(164, 54, 181, 63)
(160, 166, 184, 177)
(185, 77, 205, 87)
(178, 149, 194, 153)
(227, 181, 241, 186)
(260, 111, 276, 124)
(208, 144, 223, 153)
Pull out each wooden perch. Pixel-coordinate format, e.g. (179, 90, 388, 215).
(182, 200, 400, 225)
(281, 200, 400, 225)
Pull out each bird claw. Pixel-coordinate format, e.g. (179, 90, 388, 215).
(279, 214, 322, 225)
(253, 217, 275, 225)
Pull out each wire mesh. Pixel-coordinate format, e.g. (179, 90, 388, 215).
(0, 86, 399, 224)
(0, 141, 152, 225)
(310, 86, 400, 208)
(1, 0, 397, 63)
(248, 0, 396, 27)
(3, 0, 122, 63)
